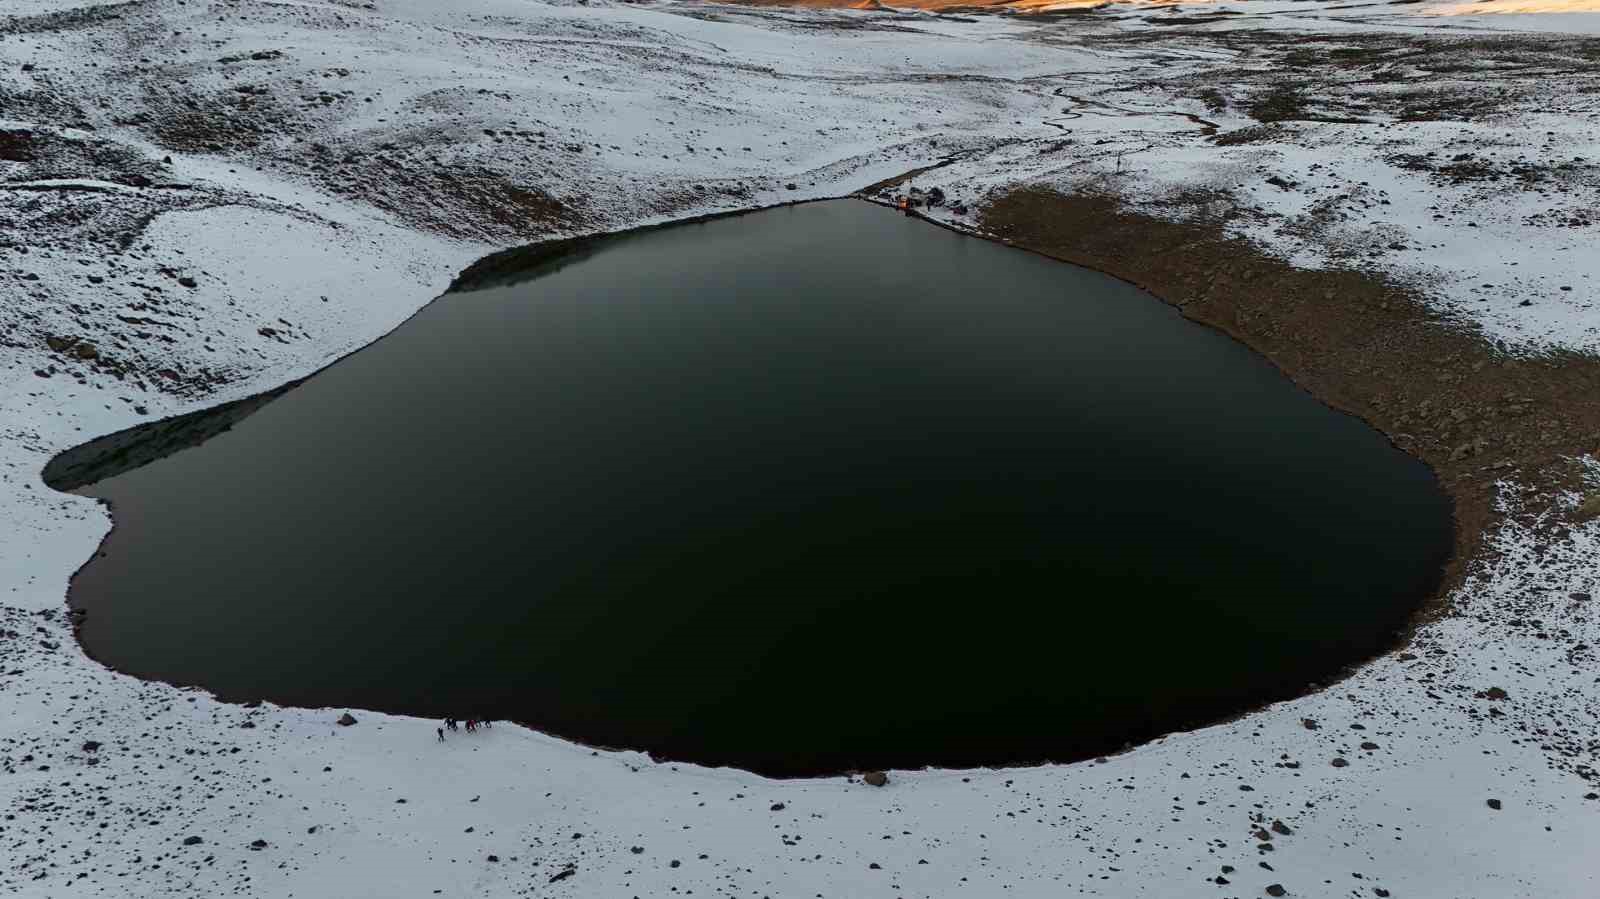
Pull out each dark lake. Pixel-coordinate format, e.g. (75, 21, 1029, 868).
(49, 200, 1453, 776)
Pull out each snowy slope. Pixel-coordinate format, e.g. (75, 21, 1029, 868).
(4, 1, 1600, 897)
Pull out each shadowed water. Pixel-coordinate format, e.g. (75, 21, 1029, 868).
(51, 200, 1453, 776)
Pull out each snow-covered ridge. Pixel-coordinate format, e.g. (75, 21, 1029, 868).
(4, 0, 1600, 895)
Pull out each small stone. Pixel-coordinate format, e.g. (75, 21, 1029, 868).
(862, 771, 889, 787)
(337, 712, 357, 726)
(1331, 757, 1349, 768)
(770, 803, 785, 811)
(486, 854, 499, 863)
(1270, 820, 1292, 835)
(178, 276, 198, 288)
(82, 741, 101, 753)
(182, 836, 203, 846)
(1266, 885, 1287, 897)
(249, 839, 267, 850)
(1487, 798, 1502, 810)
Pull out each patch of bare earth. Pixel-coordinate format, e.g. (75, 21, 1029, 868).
(978, 186, 1600, 618)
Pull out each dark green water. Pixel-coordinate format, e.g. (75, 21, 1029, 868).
(51, 200, 1453, 776)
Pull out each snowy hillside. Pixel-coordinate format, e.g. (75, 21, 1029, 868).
(3, 1, 1600, 896)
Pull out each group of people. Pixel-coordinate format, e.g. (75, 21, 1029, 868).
(435, 717, 492, 742)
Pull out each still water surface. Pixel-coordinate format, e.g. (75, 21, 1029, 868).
(51, 200, 1453, 775)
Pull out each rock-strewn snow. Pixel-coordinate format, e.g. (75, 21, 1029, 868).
(4, 1, 1600, 896)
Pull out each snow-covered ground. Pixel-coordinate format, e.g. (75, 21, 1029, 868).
(4, 0, 1600, 895)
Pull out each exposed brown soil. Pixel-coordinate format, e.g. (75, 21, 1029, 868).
(975, 186, 1600, 614)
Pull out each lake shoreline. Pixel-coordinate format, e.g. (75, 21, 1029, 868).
(47, 197, 1454, 778)
(967, 188, 1600, 624)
